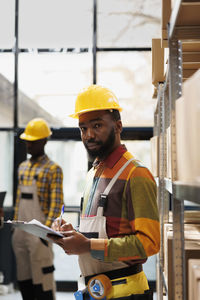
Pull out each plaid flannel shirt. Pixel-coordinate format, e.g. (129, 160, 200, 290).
(14, 154, 64, 227)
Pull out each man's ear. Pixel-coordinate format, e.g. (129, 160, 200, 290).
(42, 138, 47, 147)
(115, 120, 122, 134)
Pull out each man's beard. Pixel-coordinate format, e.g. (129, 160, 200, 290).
(84, 127, 116, 160)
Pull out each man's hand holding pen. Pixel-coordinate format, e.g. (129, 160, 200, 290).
(48, 217, 90, 255)
(51, 217, 72, 232)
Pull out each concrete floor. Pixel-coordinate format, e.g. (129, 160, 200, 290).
(0, 288, 74, 300)
(0, 286, 157, 300)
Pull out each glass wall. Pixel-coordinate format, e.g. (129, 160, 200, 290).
(97, 51, 155, 127)
(18, 0, 93, 48)
(45, 141, 88, 206)
(97, 0, 161, 48)
(0, 132, 14, 206)
(0, 0, 15, 48)
(124, 140, 151, 169)
(0, 54, 14, 128)
(18, 53, 93, 127)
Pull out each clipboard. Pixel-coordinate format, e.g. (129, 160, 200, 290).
(6, 219, 64, 243)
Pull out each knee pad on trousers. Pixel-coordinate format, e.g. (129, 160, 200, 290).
(34, 283, 54, 300)
(18, 279, 35, 300)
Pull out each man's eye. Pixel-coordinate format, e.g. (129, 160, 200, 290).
(94, 124, 101, 129)
(80, 127, 86, 132)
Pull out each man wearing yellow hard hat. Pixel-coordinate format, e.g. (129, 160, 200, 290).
(12, 118, 64, 300)
(50, 85, 160, 300)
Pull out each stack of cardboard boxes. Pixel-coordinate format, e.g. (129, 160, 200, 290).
(164, 220, 200, 299)
(151, 1, 200, 299)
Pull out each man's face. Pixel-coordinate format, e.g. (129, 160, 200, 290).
(25, 139, 46, 158)
(79, 110, 121, 160)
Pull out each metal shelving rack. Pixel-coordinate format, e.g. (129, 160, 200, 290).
(155, 1, 200, 299)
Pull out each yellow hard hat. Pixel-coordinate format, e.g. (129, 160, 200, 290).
(20, 118, 52, 141)
(69, 85, 122, 118)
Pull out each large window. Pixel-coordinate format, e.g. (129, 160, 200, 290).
(18, 0, 93, 48)
(18, 53, 93, 127)
(97, 0, 161, 48)
(45, 141, 88, 206)
(97, 51, 155, 127)
(0, 132, 14, 206)
(0, 54, 14, 128)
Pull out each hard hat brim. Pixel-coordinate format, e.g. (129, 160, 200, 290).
(20, 132, 52, 141)
(69, 107, 123, 119)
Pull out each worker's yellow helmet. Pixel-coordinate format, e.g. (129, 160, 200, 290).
(20, 118, 52, 141)
(69, 85, 122, 119)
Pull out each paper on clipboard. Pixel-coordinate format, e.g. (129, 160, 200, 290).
(6, 219, 64, 243)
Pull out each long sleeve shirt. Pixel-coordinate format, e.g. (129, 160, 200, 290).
(14, 154, 64, 227)
(82, 145, 160, 265)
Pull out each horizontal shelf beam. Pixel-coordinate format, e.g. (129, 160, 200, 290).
(173, 181, 200, 204)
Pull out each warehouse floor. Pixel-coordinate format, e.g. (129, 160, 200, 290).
(0, 288, 73, 299)
(0, 286, 157, 299)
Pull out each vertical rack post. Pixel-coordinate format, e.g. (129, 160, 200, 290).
(157, 84, 165, 300)
(13, 0, 19, 205)
(92, 0, 97, 84)
(163, 79, 170, 226)
(168, 38, 186, 300)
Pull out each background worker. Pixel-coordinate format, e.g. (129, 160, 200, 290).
(50, 85, 160, 299)
(12, 118, 64, 300)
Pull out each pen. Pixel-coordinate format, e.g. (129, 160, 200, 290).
(59, 204, 65, 226)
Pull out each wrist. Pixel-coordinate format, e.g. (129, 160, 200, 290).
(85, 238, 91, 253)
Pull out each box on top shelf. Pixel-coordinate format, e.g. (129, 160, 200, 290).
(161, 0, 171, 48)
(176, 69, 200, 184)
(162, 1, 200, 46)
(182, 42, 200, 80)
(176, 2, 200, 27)
(152, 39, 165, 86)
(188, 259, 200, 300)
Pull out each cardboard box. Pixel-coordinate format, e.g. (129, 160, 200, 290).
(152, 39, 165, 85)
(176, 70, 200, 184)
(182, 41, 200, 52)
(169, 211, 200, 224)
(164, 223, 200, 274)
(164, 48, 169, 75)
(188, 259, 200, 300)
(164, 228, 200, 300)
(176, 3, 200, 26)
(176, 96, 188, 182)
(163, 2, 200, 45)
(161, 0, 171, 47)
